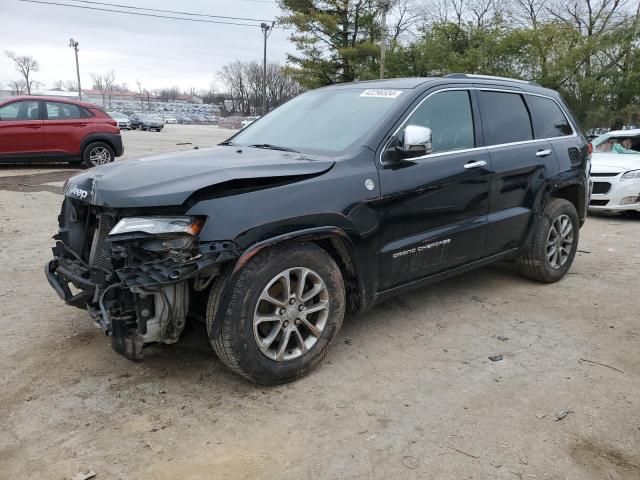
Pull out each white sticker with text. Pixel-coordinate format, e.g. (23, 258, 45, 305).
(360, 89, 403, 99)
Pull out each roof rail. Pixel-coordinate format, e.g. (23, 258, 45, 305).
(444, 73, 541, 86)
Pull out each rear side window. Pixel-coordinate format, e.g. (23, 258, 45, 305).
(526, 95, 573, 138)
(479, 92, 533, 145)
(405, 90, 475, 153)
(45, 101, 85, 120)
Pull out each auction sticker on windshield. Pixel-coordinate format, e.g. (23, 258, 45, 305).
(360, 89, 403, 99)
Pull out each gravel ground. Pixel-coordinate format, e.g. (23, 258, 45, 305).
(0, 125, 639, 479)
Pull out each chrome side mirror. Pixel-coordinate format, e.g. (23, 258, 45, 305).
(396, 125, 433, 158)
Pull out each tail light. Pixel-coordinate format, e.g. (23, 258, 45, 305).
(587, 142, 593, 154)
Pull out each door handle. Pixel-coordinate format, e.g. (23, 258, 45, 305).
(536, 149, 552, 157)
(26, 125, 41, 129)
(464, 160, 487, 169)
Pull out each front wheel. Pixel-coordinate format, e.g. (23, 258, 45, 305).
(82, 142, 114, 168)
(207, 243, 346, 384)
(517, 198, 579, 282)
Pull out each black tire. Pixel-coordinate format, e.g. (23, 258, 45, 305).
(206, 242, 346, 385)
(82, 141, 115, 168)
(517, 198, 579, 282)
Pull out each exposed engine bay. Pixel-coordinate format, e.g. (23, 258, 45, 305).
(46, 197, 238, 360)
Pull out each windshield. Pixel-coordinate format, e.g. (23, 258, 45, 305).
(230, 88, 405, 154)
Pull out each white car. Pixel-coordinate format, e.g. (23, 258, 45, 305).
(241, 116, 260, 128)
(589, 129, 640, 214)
(107, 111, 131, 130)
(164, 116, 177, 124)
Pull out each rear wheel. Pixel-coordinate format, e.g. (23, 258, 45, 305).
(82, 142, 114, 168)
(206, 243, 345, 384)
(517, 198, 579, 282)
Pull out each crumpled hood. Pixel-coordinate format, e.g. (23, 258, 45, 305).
(64, 146, 334, 208)
(591, 153, 640, 171)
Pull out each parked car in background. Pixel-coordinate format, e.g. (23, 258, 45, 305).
(47, 75, 589, 384)
(138, 114, 164, 132)
(128, 113, 142, 130)
(175, 114, 192, 124)
(164, 116, 177, 124)
(107, 111, 131, 130)
(589, 129, 640, 215)
(241, 116, 260, 128)
(0, 96, 123, 167)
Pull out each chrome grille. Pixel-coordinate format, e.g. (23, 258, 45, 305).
(89, 214, 115, 270)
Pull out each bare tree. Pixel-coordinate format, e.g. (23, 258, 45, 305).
(389, 0, 421, 41)
(64, 80, 79, 92)
(9, 79, 27, 95)
(5, 51, 39, 95)
(91, 71, 116, 108)
(52, 80, 65, 90)
(219, 60, 302, 115)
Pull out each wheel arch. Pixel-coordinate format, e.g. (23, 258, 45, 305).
(80, 134, 116, 157)
(548, 181, 586, 226)
(231, 227, 368, 314)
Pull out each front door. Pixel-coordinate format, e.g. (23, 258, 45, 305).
(0, 100, 44, 156)
(376, 89, 492, 291)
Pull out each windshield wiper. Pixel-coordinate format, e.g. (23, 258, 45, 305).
(247, 143, 299, 153)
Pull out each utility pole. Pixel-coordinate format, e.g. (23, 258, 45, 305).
(69, 38, 82, 100)
(260, 22, 274, 116)
(379, 2, 390, 79)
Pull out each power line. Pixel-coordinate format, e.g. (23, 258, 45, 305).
(17, 0, 272, 27)
(64, 0, 274, 23)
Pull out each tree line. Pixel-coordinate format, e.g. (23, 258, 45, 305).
(278, 0, 640, 128)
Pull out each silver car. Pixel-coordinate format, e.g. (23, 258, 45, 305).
(107, 111, 131, 130)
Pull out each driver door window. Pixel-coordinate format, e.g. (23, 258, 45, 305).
(406, 90, 475, 154)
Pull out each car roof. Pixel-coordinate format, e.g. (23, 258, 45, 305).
(592, 129, 640, 145)
(3, 95, 100, 109)
(602, 128, 640, 137)
(321, 74, 556, 97)
(327, 77, 438, 89)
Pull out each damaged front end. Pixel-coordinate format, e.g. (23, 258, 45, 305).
(46, 197, 238, 361)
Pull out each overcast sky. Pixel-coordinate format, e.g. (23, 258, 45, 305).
(0, 0, 291, 92)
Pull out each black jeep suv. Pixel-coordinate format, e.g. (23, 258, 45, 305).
(47, 75, 590, 384)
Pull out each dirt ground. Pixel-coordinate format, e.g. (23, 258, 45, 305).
(1, 125, 639, 480)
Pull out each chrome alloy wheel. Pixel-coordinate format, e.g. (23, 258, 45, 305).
(546, 214, 574, 269)
(253, 267, 330, 361)
(89, 146, 111, 165)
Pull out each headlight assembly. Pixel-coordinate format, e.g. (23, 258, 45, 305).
(109, 216, 205, 236)
(621, 169, 640, 180)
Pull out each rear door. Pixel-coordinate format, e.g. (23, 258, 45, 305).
(477, 90, 559, 256)
(43, 101, 93, 156)
(376, 88, 492, 290)
(0, 100, 44, 156)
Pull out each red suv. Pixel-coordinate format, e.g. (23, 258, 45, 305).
(0, 96, 124, 168)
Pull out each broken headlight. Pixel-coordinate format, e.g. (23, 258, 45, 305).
(109, 216, 205, 252)
(109, 216, 204, 236)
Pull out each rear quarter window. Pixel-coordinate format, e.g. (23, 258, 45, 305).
(526, 95, 573, 138)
